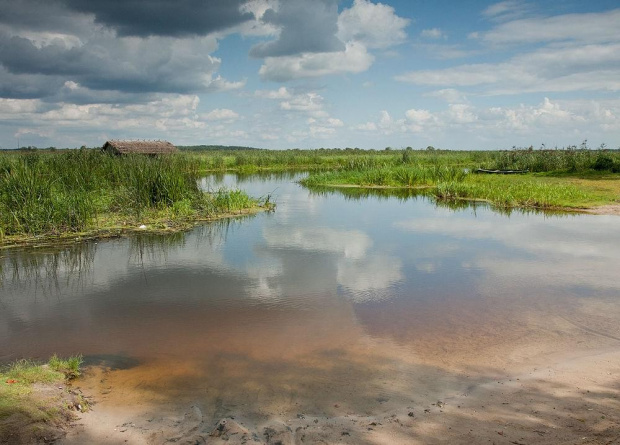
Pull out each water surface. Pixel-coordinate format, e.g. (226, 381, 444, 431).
(1, 173, 619, 422)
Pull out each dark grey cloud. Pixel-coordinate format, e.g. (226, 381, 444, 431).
(0, 0, 249, 101)
(0, 25, 230, 100)
(250, 0, 344, 58)
(0, 0, 87, 34)
(62, 0, 253, 37)
(0, 0, 252, 37)
(0, 67, 65, 99)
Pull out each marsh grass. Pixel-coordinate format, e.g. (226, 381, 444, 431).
(301, 164, 467, 188)
(487, 149, 620, 173)
(0, 150, 263, 240)
(186, 146, 616, 210)
(435, 176, 592, 209)
(299, 148, 614, 209)
(183, 146, 619, 176)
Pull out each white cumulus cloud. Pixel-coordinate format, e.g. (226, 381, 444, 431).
(337, 0, 410, 48)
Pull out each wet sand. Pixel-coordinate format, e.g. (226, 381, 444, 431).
(58, 311, 620, 444)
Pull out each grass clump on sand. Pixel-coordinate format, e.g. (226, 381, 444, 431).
(0, 150, 271, 245)
(0, 355, 85, 443)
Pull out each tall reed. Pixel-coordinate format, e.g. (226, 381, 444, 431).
(0, 150, 258, 238)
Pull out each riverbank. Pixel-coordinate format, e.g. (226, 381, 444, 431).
(300, 171, 620, 213)
(0, 205, 272, 250)
(0, 150, 273, 249)
(55, 342, 620, 444)
(0, 356, 86, 444)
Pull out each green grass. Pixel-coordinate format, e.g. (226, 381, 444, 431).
(297, 148, 619, 210)
(1, 355, 82, 387)
(0, 150, 269, 244)
(434, 176, 593, 209)
(302, 164, 467, 188)
(48, 355, 82, 380)
(486, 148, 620, 173)
(2, 147, 618, 227)
(182, 146, 496, 173)
(0, 355, 84, 442)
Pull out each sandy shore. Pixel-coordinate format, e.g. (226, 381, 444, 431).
(55, 344, 620, 445)
(580, 204, 620, 216)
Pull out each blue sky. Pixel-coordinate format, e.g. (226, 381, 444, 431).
(0, 0, 619, 150)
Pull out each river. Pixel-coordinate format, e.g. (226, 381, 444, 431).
(1, 173, 619, 443)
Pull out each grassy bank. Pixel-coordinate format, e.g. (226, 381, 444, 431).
(298, 148, 620, 210)
(0, 355, 85, 443)
(0, 150, 272, 247)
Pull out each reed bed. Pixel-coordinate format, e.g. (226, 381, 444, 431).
(486, 149, 620, 173)
(183, 146, 619, 176)
(0, 150, 263, 239)
(296, 147, 618, 209)
(302, 164, 467, 188)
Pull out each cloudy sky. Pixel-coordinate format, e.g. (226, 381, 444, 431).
(1, 0, 619, 149)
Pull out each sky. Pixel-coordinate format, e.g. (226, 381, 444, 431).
(0, 0, 619, 150)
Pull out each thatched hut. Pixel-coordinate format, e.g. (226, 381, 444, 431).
(102, 140, 178, 155)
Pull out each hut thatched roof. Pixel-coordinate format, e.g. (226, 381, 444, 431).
(102, 140, 178, 155)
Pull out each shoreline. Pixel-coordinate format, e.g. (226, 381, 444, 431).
(56, 345, 620, 444)
(302, 182, 620, 215)
(0, 206, 271, 250)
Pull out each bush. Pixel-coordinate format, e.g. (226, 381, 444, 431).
(592, 155, 614, 171)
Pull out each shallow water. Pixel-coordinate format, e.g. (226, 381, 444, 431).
(1, 173, 620, 422)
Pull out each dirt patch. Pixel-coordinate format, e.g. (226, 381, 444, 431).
(0, 383, 88, 444)
(580, 204, 620, 216)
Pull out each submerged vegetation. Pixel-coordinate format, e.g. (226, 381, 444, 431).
(0, 355, 85, 443)
(0, 149, 270, 245)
